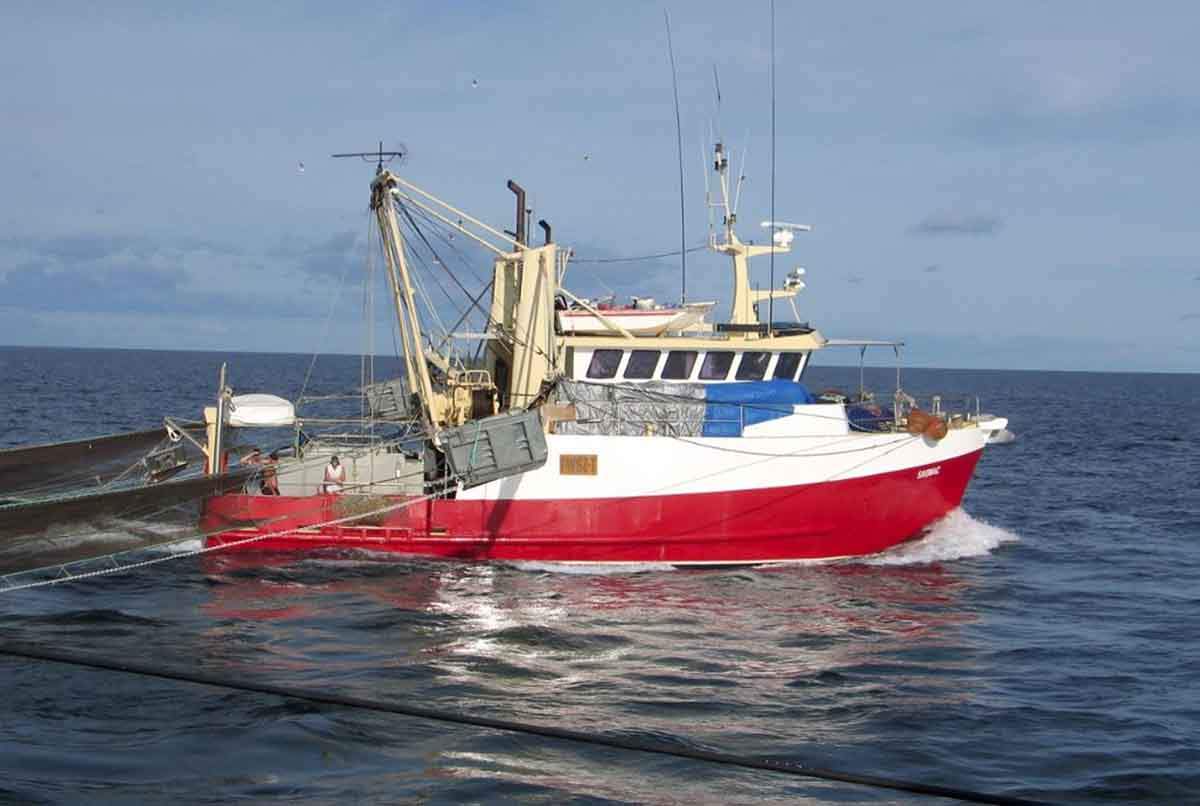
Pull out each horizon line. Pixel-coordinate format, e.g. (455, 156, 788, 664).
(2, 342, 1196, 377)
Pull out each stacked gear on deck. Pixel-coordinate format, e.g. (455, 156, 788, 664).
(553, 379, 815, 438)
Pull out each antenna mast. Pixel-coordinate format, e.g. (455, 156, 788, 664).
(768, 0, 777, 331)
(665, 10, 687, 305)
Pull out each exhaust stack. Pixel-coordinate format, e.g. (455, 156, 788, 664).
(506, 180, 526, 247)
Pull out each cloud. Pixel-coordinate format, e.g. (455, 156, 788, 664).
(0, 232, 360, 319)
(846, 274, 864, 285)
(911, 214, 1003, 237)
(959, 98, 1200, 146)
(1181, 313, 1200, 321)
(923, 264, 941, 273)
(276, 231, 362, 279)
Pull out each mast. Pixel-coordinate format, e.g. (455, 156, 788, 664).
(203, 362, 229, 476)
(335, 142, 565, 419)
(371, 170, 438, 431)
(710, 141, 807, 328)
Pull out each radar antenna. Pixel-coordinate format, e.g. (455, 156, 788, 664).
(332, 141, 408, 174)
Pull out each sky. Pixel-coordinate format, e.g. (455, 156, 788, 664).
(1, 2, 1198, 372)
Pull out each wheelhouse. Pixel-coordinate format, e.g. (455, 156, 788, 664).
(568, 346, 810, 384)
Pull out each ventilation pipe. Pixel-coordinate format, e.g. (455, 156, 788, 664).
(506, 180, 526, 247)
(538, 219, 552, 245)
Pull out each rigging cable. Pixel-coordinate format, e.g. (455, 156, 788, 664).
(396, 200, 512, 355)
(0, 640, 1043, 806)
(572, 244, 707, 264)
(0, 478, 448, 594)
(0, 435, 428, 582)
(401, 202, 494, 345)
(396, 201, 487, 312)
(402, 201, 488, 285)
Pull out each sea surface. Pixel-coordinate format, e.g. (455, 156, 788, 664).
(0, 345, 1197, 804)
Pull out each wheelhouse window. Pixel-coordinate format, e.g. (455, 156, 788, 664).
(699, 351, 735, 381)
(773, 352, 803, 380)
(735, 351, 770, 381)
(623, 350, 661, 380)
(586, 349, 623, 379)
(661, 350, 697, 380)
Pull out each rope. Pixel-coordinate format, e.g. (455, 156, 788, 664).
(669, 433, 917, 459)
(0, 436, 445, 589)
(572, 244, 708, 264)
(0, 488, 442, 594)
(0, 640, 1044, 805)
(0, 432, 427, 553)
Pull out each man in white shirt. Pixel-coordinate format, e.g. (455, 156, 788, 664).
(322, 455, 347, 494)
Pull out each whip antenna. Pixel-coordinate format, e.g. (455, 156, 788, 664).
(665, 10, 687, 305)
(768, 0, 777, 330)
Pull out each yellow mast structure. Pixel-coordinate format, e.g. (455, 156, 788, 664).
(371, 170, 439, 432)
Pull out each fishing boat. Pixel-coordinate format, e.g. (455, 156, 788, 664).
(195, 142, 1009, 566)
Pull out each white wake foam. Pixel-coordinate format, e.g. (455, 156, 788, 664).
(862, 508, 1020, 566)
(146, 537, 205, 555)
(511, 561, 677, 575)
(513, 510, 1019, 574)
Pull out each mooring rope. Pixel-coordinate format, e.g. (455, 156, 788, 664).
(0, 640, 1044, 805)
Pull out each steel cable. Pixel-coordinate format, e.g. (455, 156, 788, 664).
(0, 640, 1044, 805)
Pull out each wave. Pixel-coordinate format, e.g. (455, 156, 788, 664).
(511, 561, 677, 575)
(862, 508, 1020, 566)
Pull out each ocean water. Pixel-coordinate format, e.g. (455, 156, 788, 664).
(0, 345, 1197, 804)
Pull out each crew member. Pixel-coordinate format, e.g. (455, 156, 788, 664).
(261, 451, 280, 495)
(322, 455, 346, 494)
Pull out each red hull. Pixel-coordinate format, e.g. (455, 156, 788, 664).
(201, 450, 982, 564)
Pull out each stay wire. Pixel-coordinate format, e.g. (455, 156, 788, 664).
(396, 201, 485, 312)
(0, 641, 1043, 805)
(572, 244, 707, 264)
(396, 201, 507, 348)
(402, 201, 488, 285)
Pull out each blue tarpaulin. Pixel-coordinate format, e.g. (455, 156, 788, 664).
(701, 380, 815, 437)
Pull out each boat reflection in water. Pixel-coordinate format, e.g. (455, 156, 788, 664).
(199, 519, 987, 688)
(191, 509, 1015, 800)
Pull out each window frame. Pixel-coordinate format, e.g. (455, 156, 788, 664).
(622, 349, 662, 380)
(661, 350, 698, 381)
(734, 351, 771, 381)
(699, 351, 735, 381)
(772, 352, 804, 381)
(585, 349, 624, 380)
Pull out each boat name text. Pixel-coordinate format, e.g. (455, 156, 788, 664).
(560, 454, 598, 476)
